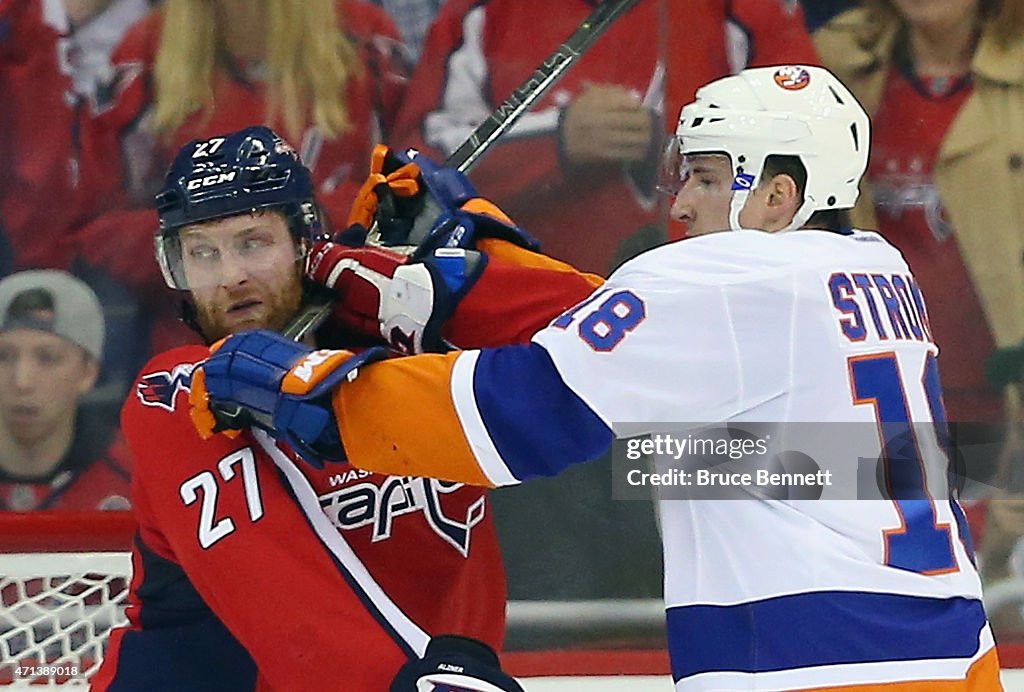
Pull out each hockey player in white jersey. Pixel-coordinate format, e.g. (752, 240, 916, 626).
(190, 65, 1002, 691)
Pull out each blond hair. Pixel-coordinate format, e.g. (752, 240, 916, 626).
(152, 0, 363, 140)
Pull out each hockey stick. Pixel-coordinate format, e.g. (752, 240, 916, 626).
(447, 0, 641, 173)
(283, 0, 641, 342)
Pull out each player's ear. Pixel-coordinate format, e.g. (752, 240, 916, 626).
(764, 173, 801, 224)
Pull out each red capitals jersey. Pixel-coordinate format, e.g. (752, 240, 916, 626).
(392, 0, 818, 274)
(867, 69, 1000, 423)
(0, 0, 80, 271)
(0, 423, 131, 511)
(73, 0, 408, 317)
(94, 345, 505, 692)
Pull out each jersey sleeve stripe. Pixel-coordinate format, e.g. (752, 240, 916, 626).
(335, 352, 496, 487)
(804, 647, 1000, 692)
(667, 590, 988, 683)
(467, 343, 614, 481)
(450, 350, 520, 487)
(336, 345, 613, 487)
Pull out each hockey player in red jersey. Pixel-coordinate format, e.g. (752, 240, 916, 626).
(92, 127, 516, 691)
(73, 0, 409, 353)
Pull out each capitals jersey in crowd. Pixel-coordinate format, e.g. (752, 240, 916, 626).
(334, 229, 1000, 690)
(392, 0, 819, 275)
(0, 0, 152, 273)
(93, 344, 505, 691)
(0, 0, 79, 272)
(0, 414, 131, 511)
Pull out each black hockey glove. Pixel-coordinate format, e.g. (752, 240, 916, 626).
(390, 635, 525, 692)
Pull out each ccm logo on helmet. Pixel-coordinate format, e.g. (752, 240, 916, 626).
(186, 171, 238, 191)
(774, 66, 811, 91)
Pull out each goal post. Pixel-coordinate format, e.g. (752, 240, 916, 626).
(0, 511, 135, 687)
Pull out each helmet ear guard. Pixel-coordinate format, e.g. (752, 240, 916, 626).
(670, 65, 870, 232)
(154, 126, 325, 290)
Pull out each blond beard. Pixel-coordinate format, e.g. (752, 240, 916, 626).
(192, 271, 305, 342)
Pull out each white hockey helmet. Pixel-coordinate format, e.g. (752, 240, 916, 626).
(669, 65, 870, 231)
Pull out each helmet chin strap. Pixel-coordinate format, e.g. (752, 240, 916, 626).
(727, 189, 751, 232)
(728, 173, 817, 233)
(782, 199, 816, 232)
(727, 167, 758, 232)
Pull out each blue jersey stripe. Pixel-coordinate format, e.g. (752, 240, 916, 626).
(471, 344, 614, 480)
(667, 590, 986, 680)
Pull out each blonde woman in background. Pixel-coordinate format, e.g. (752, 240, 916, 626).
(816, 0, 1024, 634)
(73, 0, 408, 352)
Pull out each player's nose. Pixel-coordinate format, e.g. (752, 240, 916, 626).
(670, 191, 694, 225)
(216, 250, 250, 287)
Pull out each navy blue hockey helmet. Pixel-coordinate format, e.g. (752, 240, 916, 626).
(154, 125, 323, 289)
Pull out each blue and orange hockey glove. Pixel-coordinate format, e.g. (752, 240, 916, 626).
(189, 330, 388, 468)
(347, 144, 539, 254)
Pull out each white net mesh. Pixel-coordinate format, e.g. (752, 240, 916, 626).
(0, 552, 131, 687)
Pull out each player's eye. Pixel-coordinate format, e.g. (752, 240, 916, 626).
(186, 244, 219, 261)
(0, 346, 15, 364)
(240, 234, 275, 252)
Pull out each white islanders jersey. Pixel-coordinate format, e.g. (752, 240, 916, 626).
(339, 227, 1000, 691)
(527, 229, 994, 691)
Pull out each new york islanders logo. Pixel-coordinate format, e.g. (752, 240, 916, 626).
(137, 364, 196, 412)
(774, 66, 810, 91)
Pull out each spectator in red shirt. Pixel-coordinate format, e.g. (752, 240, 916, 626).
(815, 0, 1024, 632)
(0, 270, 130, 511)
(391, 0, 820, 275)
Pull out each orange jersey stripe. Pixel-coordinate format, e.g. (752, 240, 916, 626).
(807, 647, 1001, 692)
(333, 352, 494, 487)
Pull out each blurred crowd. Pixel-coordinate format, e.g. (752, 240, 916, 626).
(1, 0, 1022, 640)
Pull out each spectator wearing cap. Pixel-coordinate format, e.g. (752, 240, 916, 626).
(0, 270, 131, 511)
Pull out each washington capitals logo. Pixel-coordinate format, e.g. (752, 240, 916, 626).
(136, 364, 196, 412)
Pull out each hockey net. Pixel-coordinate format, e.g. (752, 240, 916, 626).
(0, 512, 134, 687)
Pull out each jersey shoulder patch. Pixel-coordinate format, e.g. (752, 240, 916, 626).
(132, 345, 208, 413)
(136, 363, 195, 411)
